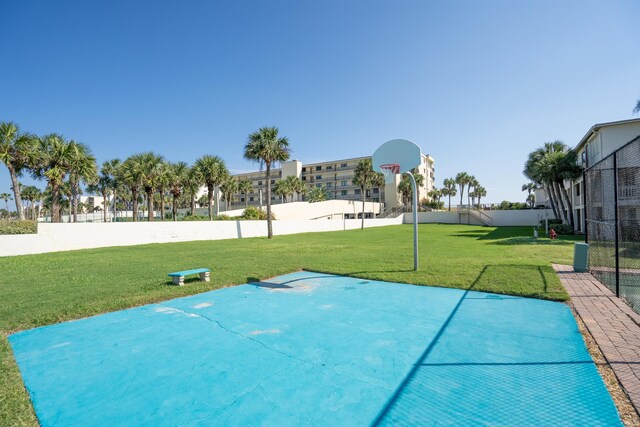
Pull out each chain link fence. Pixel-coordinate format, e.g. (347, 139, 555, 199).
(585, 136, 640, 313)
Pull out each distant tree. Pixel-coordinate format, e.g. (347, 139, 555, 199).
(0, 192, 12, 216)
(526, 193, 535, 208)
(442, 178, 457, 211)
(353, 159, 385, 229)
(67, 141, 97, 222)
(0, 122, 41, 219)
(522, 182, 536, 208)
(35, 134, 74, 223)
(455, 172, 471, 208)
(284, 175, 305, 202)
(397, 172, 424, 206)
(273, 179, 289, 203)
(185, 166, 203, 216)
(238, 178, 253, 207)
(307, 186, 332, 202)
(195, 155, 228, 220)
(467, 176, 478, 207)
(155, 161, 173, 221)
(102, 159, 121, 220)
(634, 99, 640, 114)
(244, 127, 290, 239)
(220, 174, 238, 211)
(168, 162, 189, 221)
(121, 155, 145, 221)
(475, 186, 487, 208)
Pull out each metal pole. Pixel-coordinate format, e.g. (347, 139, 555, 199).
(613, 153, 620, 298)
(407, 172, 419, 270)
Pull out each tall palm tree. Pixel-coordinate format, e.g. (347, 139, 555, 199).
(195, 155, 228, 220)
(467, 176, 478, 208)
(21, 186, 37, 220)
(87, 175, 111, 223)
(307, 186, 331, 202)
(102, 159, 121, 221)
(522, 182, 536, 208)
(238, 178, 253, 207)
(273, 179, 289, 203)
(442, 178, 457, 211)
(121, 155, 145, 221)
(1, 192, 12, 217)
(243, 127, 290, 239)
(185, 166, 203, 216)
(352, 159, 384, 229)
(135, 152, 165, 221)
(0, 122, 41, 219)
(220, 174, 238, 211)
(475, 186, 487, 208)
(455, 172, 471, 208)
(35, 134, 74, 223)
(155, 161, 172, 221)
(67, 141, 97, 222)
(397, 172, 424, 207)
(168, 162, 188, 221)
(286, 176, 306, 202)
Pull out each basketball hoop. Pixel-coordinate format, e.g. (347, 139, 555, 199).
(380, 163, 400, 184)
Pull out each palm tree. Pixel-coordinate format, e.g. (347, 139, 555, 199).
(273, 179, 289, 203)
(0, 122, 41, 219)
(87, 175, 111, 223)
(121, 155, 145, 221)
(0, 192, 12, 217)
(475, 186, 487, 208)
(102, 159, 121, 221)
(67, 141, 97, 222)
(243, 127, 290, 239)
(21, 186, 37, 220)
(442, 178, 457, 211)
(455, 172, 471, 208)
(168, 162, 188, 221)
(185, 166, 203, 216)
(467, 176, 478, 208)
(397, 172, 424, 207)
(135, 152, 165, 221)
(238, 178, 253, 207)
(307, 186, 332, 202)
(155, 161, 172, 221)
(195, 155, 228, 220)
(220, 174, 238, 211)
(283, 176, 305, 202)
(522, 182, 536, 208)
(35, 134, 74, 223)
(526, 193, 535, 208)
(352, 159, 384, 229)
(634, 99, 640, 114)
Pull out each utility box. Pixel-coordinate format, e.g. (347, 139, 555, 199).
(573, 243, 589, 273)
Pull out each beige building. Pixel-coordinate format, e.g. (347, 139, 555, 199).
(231, 154, 435, 211)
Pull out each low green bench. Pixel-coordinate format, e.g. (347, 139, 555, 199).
(168, 268, 210, 286)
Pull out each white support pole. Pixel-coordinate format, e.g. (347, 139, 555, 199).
(407, 172, 419, 271)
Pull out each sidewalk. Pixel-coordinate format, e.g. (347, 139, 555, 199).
(553, 264, 640, 415)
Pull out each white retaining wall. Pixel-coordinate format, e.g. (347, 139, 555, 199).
(0, 217, 403, 257)
(405, 209, 555, 226)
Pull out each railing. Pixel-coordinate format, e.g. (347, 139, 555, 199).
(377, 207, 404, 219)
(456, 205, 493, 226)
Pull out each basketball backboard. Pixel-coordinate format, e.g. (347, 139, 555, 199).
(372, 139, 422, 183)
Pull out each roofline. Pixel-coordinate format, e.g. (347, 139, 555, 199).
(574, 117, 640, 151)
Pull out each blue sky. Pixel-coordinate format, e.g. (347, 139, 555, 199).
(1, 0, 639, 204)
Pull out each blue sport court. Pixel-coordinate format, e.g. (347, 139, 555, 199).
(9, 271, 622, 426)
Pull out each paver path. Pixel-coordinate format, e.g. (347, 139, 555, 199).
(554, 264, 640, 413)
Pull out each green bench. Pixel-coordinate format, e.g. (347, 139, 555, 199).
(168, 268, 210, 286)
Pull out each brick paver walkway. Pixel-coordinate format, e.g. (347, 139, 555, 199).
(553, 264, 640, 413)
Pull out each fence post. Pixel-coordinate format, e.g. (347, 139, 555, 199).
(583, 171, 588, 243)
(613, 152, 620, 298)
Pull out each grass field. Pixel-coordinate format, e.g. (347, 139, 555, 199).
(0, 224, 582, 425)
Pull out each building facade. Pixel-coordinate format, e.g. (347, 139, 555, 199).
(229, 154, 435, 210)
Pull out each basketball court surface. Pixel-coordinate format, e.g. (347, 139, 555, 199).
(9, 272, 622, 426)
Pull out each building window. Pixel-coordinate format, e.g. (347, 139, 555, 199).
(302, 176, 306, 181)
(240, 197, 245, 202)
(341, 190, 348, 196)
(315, 175, 321, 180)
(316, 165, 322, 171)
(258, 181, 262, 185)
(326, 165, 333, 170)
(373, 188, 379, 194)
(302, 167, 306, 172)
(354, 189, 361, 195)
(316, 184, 322, 188)
(341, 181, 347, 186)
(326, 183, 333, 189)
(366, 190, 371, 197)
(249, 197, 254, 202)
(341, 163, 347, 168)
(271, 180, 275, 184)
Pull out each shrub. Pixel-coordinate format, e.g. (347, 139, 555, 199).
(0, 220, 37, 235)
(551, 224, 573, 235)
(540, 218, 562, 228)
(240, 207, 274, 220)
(215, 214, 234, 221)
(181, 215, 210, 221)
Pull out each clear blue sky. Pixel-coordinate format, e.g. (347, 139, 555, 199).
(1, 0, 639, 204)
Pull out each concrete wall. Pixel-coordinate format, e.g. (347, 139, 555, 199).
(221, 200, 383, 220)
(405, 209, 555, 226)
(0, 217, 403, 257)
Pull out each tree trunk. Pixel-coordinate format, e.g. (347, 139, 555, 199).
(361, 188, 366, 230)
(559, 180, 575, 229)
(51, 182, 60, 223)
(448, 194, 452, 211)
(551, 182, 568, 224)
(132, 189, 138, 222)
(102, 190, 108, 222)
(147, 190, 154, 221)
(190, 192, 195, 216)
(266, 163, 273, 239)
(72, 180, 79, 223)
(113, 189, 117, 222)
(215, 187, 220, 217)
(544, 183, 559, 219)
(8, 164, 25, 220)
(159, 189, 165, 221)
(459, 186, 464, 207)
(207, 184, 213, 220)
(173, 194, 178, 221)
(245, 192, 248, 208)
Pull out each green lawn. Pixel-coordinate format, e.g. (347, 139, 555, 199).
(0, 224, 582, 425)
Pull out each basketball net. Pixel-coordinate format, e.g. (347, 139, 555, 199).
(380, 163, 400, 184)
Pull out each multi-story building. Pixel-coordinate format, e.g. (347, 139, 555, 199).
(230, 153, 435, 210)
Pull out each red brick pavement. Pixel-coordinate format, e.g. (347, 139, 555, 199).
(553, 264, 640, 414)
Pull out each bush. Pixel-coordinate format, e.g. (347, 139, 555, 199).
(540, 219, 562, 228)
(551, 224, 573, 235)
(240, 207, 274, 220)
(181, 215, 210, 221)
(0, 220, 37, 235)
(215, 214, 234, 221)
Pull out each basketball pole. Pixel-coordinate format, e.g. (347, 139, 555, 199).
(406, 172, 419, 270)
